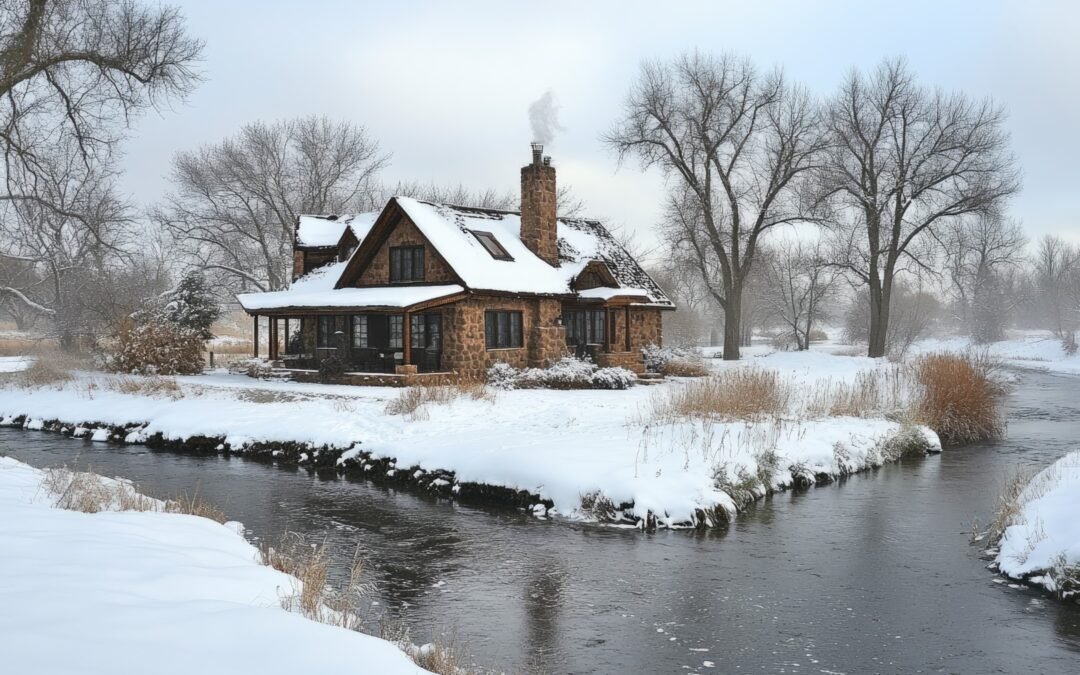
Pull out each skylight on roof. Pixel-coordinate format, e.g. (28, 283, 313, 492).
(470, 230, 513, 261)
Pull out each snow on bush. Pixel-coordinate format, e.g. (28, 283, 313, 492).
(155, 271, 221, 340)
(105, 319, 204, 376)
(486, 356, 636, 390)
(642, 343, 707, 376)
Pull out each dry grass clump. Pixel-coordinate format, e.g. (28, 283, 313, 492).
(661, 356, 710, 377)
(41, 465, 226, 522)
(42, 466, 158, 513)
(104, 375, 182, 398)
(986, 467, 1034, 543)
(807, 365, 912, 418)
(260, 535, 375, 632)
(649, 367, 790, 422)
(385, 380, 495, 420)
(912, 352, 1004, 444)
(14, 348, 88, 387)
(0, 336, 50, 355)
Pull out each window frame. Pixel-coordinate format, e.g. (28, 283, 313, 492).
(469, 230, 514, 261)
(388, 314, 404, 349)
(351, 314, 368, 349)
(316, 315, 336, 349)
(484, 310, 524, 350)
(389, 246, 425, 283)
(563, 309, 607, 346)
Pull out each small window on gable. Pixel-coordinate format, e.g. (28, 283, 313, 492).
(470, 230, 513, 261)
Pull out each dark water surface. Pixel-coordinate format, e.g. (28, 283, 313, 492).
(4, 371, 1080, 674)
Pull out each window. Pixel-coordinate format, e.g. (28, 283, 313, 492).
(470, 230, 513, 261)
(390, 246, 425, 282)
(317, 316, 336, 348)
(485, 310, 523, 349)
(351, 315, 368, 348)
(389, 314, 404, 349)
(564, 309, 607, 346)
(410, 313, 443, 349)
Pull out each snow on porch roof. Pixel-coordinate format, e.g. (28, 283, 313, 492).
(296, 212, 379, 248)
(238, 282, 465, 312)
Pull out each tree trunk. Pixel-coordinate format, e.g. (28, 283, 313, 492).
(867, 279, 891, 358)
(723, 292, 742, 360)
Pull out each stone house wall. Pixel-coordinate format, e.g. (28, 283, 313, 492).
(441, 295, 569, 380)
(355, 215, 457, 286)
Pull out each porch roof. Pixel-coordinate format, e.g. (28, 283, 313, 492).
(237, 284, 465, 313)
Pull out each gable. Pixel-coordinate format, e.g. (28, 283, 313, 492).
(571, 261, 618, 291)
(345, 209, 459, 287)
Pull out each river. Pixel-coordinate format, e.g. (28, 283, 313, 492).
(4, 370, 1079, 674)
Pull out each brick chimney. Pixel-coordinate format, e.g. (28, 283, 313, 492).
(520, 143, 558, 266)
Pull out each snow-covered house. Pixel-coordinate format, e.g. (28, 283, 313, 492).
(236, 145, 674, 381)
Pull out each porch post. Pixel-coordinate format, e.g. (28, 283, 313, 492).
(605, 307, 611, 353)
(283, 319, 290, 355)
(624, 306, 631, 352)
(402, 310, 412, 365)
(269, 317, 278, 360)
(253, 315, 259, 358)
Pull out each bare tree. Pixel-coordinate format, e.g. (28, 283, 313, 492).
(761, 237, 838, 350)
(820, 58, 1020, 357)
(606, 51, 826, 360)
(156, 116, 389, 292)
(1032, 235, 1080, 341)
(943, 215, 1026, 342)
(0, 137, 135, 348)
(1, 0, 203, 211)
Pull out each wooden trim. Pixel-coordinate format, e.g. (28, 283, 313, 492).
(253, 316, 259, 358)
(403, 310, 411, 365)
(624, 306, 630, 352)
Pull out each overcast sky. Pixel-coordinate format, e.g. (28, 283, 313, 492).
(125, 0, 1080, 256)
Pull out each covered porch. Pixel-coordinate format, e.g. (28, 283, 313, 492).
(561, 287, 653, 374)
(240, 284, 466, 377)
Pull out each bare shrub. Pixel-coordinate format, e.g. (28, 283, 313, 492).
(649, 368, 790, 422)
(913, 352, 1004, 444)
(42, 466, 158, 513)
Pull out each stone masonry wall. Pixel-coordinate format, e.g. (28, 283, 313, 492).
(355, 215, 457, 286)
(442, 295, 568, 381)
(520, 162, 558, 266)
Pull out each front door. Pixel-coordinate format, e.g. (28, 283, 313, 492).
(409, 313, 443, 372)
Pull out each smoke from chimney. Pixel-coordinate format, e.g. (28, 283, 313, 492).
(528, 90, 564, 146)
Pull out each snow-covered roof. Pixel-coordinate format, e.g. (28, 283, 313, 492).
(237, 261, 463, 311)
(237, 283, 465, 312)
(576, 287, 650, 301)
(342, 197, 673, 306)
(241, 197, 673, 313)
(295, 212, 379, 249)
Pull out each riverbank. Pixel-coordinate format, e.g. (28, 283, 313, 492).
(0, 349, 947, 529)
(0, 456, 432, 675)
(990, 450, 1080, 602)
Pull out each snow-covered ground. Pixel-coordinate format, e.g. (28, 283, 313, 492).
(0, 457, 430, 675)
(0, 348, 940, 527)
(0, 356, 33, 373)
(910, 330, 1080, 375)
(994, 450, 1080, 600)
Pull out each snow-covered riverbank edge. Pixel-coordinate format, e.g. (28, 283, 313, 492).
(989, 450, 1080, 602)
(0, 456, 432, 675)
(0, 350, 943, 529)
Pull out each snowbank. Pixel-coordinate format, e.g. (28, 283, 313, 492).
(994, 451, 1080, 600)
(0, 457, 430, 675)
(0, 350, 940, 528)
